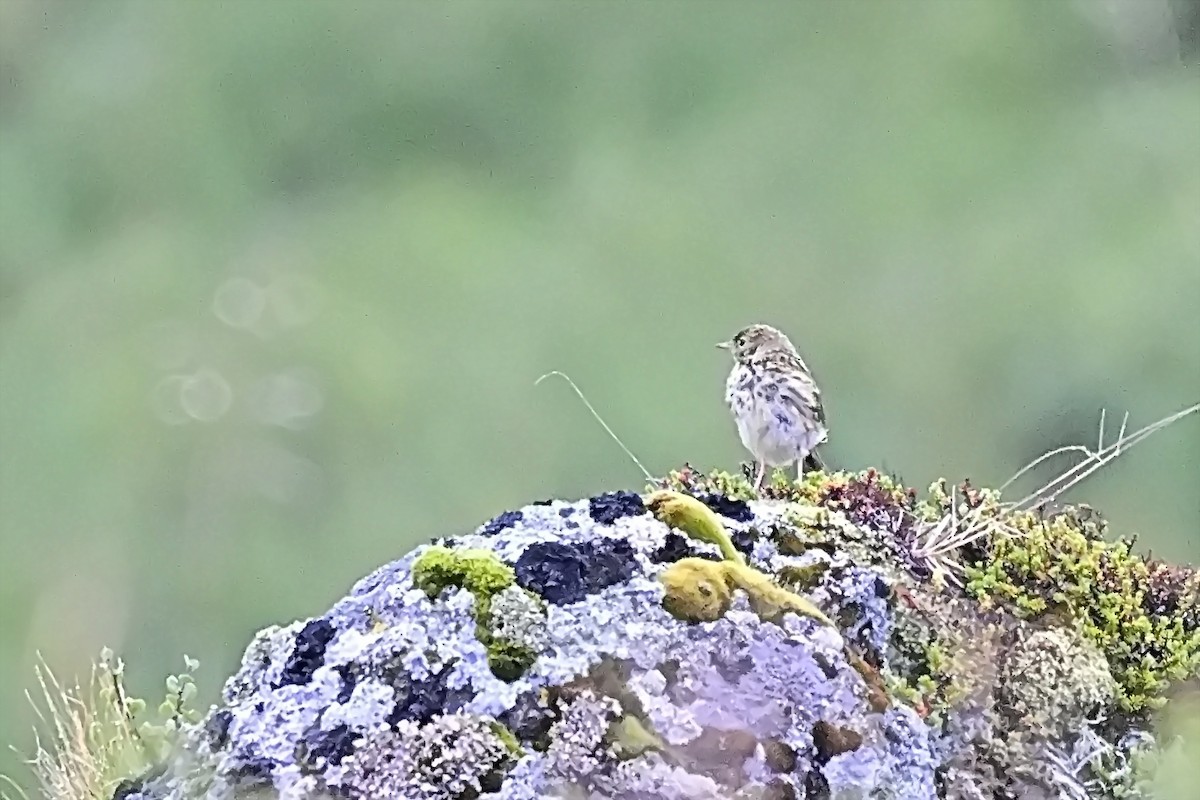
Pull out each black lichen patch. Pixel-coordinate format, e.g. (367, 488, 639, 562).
(812, 652, 840, 681)
(803, 770, 831, 800)
(334, 663, 360, 704)
(696, 492, 755, 523)
(835, 600, 886, 670)
(515, 539, 637, 605)
(515, 542, 587, 604)
(500, 691, 557, 750)
(650, 532, 721, 564)
(730, 528, 759, 557)
(480, 509, 524, 536)
(658, 658, 681, 687)
(204, 709, 233, 749)
(588, 490, 646, 525)
(276, 618, 336, 688)
(229, 753, 275, 786)
(304, 723, 358, 767)
(479, 763, 514, 794)
(389, 666, 472, 726)
(588, 538, 637, 587)
(111, 766, 165, 800)
(112, 779, 144, 800)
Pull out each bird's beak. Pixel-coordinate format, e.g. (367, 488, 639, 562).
(716, 340, 732, 350)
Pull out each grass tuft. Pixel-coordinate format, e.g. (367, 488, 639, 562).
(1, 650, 202, 800)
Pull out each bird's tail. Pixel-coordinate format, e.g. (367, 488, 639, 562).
(801, 447, 831, 476)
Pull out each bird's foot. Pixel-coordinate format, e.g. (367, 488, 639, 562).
(752, 461, 766, 494)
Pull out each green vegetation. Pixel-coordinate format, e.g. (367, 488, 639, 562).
(2, 652, 203, 800)
(663, 462, 1200, 714)
(965, 508, 1200, 713)
(413, 547, 543, 680)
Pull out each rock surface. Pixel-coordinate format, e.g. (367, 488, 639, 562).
(123, 467, 1199, 800)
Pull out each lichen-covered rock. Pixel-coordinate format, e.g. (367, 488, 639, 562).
(122, 467, 1198, 800)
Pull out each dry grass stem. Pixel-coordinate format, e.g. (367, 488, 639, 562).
(912, 401, 1199, 572)
(16, 655, 105, 800)
(536, 370, 656, 482)
(5, 652, 154, 800)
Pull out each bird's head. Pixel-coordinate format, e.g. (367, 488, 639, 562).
(716, 323, 795, 362)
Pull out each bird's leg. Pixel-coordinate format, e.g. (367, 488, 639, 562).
(753, 460, 766, 492)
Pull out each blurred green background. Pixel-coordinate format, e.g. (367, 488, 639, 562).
(2, 0, 1198, 783)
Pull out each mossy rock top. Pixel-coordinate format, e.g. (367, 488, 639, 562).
(118, 467, 1197, 800)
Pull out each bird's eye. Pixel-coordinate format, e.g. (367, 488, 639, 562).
(735, 335, 745, 345)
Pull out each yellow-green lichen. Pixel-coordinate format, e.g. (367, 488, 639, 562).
(777, 501, 899, 574)
(607, 714, 668, 760)
(644, 490, 746, 564)
(964, 508, 1200, 714)
(777, 504, 838, 554)
(659, 557, 834, 628)
(412, 546, 540, 680)
(776, 561, 830, 592)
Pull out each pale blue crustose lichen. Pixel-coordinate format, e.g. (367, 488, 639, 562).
(103, 468, 1196, 800)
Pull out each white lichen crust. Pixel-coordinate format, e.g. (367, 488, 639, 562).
(114, 476, 1162, 800)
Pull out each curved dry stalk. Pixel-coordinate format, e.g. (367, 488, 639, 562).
(1009, 403, 1197, 512)
(535, 370, 656, 482)
(18, 655, 104, 800)
(911, 401, 1199, 566)
(0, 772, 32, 800)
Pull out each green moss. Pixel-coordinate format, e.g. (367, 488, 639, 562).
(486, 639, 537, 682)
(666, 463, 1199, 718)
(413, 546, 515, 621)
(412, 546, 541, 681)
(964, 508, 1200, 714)
(789, 468, 838, 502)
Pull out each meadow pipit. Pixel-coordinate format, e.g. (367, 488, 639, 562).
(718, 323, 828, 491)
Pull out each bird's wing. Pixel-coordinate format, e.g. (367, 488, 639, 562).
(768, 351, 827, 428)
